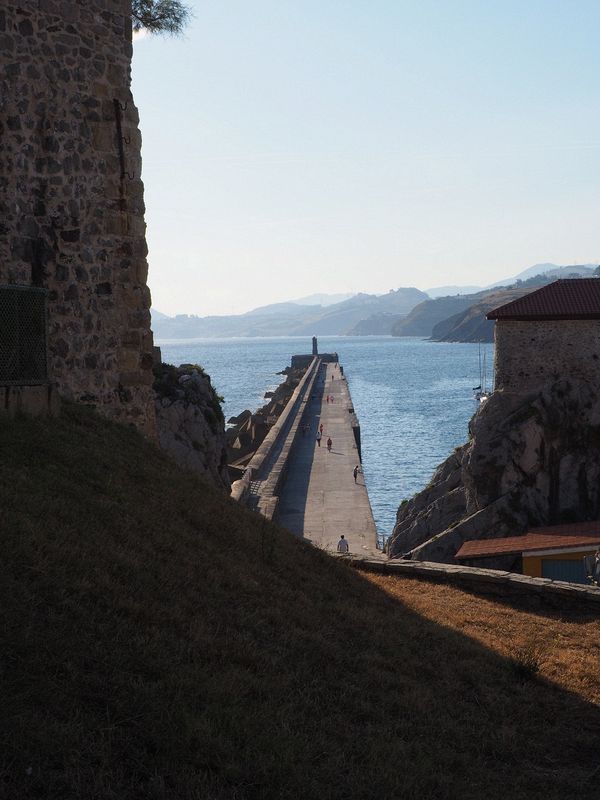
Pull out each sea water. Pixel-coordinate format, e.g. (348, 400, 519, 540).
(156, 336, 494, 542)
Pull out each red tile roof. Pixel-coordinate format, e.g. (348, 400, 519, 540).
(486, 278, 600, 321)
(455, 521, 600, 559)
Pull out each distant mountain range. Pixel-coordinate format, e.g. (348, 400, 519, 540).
(487, 262, 597, 289)
(395, 265, 598, 343)
(292, 292, 355, 306)
(152, 263, 598, 342)
(430, 289, 533, 342)
(151, 288, 428, 339)
(425, 263, 598, 298)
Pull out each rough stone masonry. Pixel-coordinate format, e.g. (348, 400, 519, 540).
(0, 1, 156, 435)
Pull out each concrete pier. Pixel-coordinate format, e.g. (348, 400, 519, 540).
(276, 362, 380, 557)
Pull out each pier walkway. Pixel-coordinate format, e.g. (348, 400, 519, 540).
(277, 362, 380, 557)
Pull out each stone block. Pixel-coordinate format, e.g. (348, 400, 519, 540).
(91, 123, 115, 152)
(546, 581, 590, 597)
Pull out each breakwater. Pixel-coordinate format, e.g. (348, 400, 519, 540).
(230, 356, 320, 517)
(229, 344, 379, 557)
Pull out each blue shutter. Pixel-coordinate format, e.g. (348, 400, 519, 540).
(541, 558, 587, 584)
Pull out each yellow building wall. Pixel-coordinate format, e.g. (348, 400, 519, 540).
(523, 550, 596, 578)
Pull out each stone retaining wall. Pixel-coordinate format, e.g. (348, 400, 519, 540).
(1, 1, 156, 435)
(351, 557, 600, 611)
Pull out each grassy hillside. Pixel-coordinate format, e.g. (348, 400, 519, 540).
(1, 405, 599, 799)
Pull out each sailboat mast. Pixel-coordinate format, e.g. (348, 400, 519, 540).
(482, 350, 486, 394)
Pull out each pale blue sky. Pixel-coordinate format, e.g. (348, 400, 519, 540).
(132, 1, 600, 315)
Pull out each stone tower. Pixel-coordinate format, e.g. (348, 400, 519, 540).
(0, 1, 156, 435)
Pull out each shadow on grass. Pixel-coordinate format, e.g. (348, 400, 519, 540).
(1, 405, 600, 800)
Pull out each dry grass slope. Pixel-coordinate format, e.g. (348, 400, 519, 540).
(1, 405, 599, 799)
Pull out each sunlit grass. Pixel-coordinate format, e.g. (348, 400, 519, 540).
(366, 574, 600, 704)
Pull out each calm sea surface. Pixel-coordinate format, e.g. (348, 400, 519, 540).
(156, 336, 494, 541)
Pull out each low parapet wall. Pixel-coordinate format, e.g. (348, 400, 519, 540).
(231, 357, 320, 508)
(350, 558, 600, 612)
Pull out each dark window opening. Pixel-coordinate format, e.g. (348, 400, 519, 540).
(0, 285, 48, 385)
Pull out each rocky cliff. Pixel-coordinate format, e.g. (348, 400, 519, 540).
(154, 364, 230, 490)
(387, 379, 600, 565)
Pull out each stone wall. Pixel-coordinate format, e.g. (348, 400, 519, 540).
(0, 1, 156, 435)
(351, 558, 600, 613)
(495, 319, 600, 394)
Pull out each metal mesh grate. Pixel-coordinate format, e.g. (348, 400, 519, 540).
(0, 285, 48, 385)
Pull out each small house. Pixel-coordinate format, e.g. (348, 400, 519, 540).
(487, 278, 600, 393)
(455, 521, 600, 584)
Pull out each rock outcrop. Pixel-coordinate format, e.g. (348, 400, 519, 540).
(388, 379, 600, 564)
(154, 364, 230, 490)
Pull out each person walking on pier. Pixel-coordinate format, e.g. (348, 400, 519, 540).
(316, 430, 322, 447)
(337, 535, 349, 554)
(353, 465, 359, 483)
(327, 437, 332, 452)
(319, 423, 324, 435)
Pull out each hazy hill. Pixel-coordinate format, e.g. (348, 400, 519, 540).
(348, 312, 405, 335)
(425, 284, 483, 298)
(392, 294, 476, 337)
(394, 268, 594, 341)
(430, 272, 577, 342)
(294, 288, 428, 336)
(2, 406, 599, 798)
(431, 288, 532, 342)
(488, 263, 597, 288)
(152, 288, 428, 339)
(293, 292, 355, 306)
(150, 307, 170, 320)
(423, 263, 597, 299)
(352, 265, 598, 337)
(152, 264, 600, 340)
(151, 304, 321, 338)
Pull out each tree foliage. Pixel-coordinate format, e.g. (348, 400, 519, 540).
(131, 0, 191, 35)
